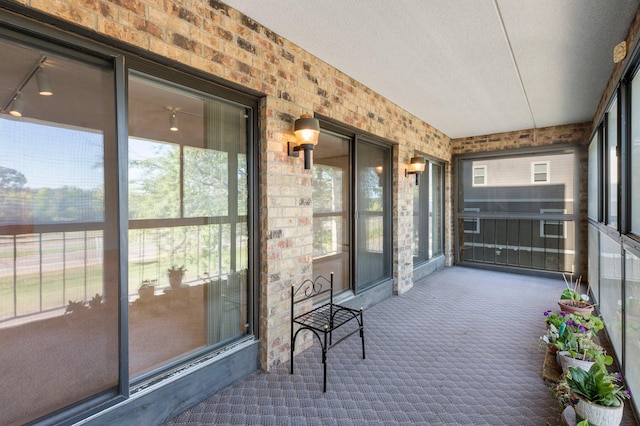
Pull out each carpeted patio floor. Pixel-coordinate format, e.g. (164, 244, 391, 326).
(164, 266, 638, 426)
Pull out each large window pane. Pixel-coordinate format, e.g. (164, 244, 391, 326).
(128, 75, 249, 378)
(413, 160, 444, 264)
(355, 142, 390, 290)
(312, 132, 350, 293)
(587, 224, 599, 304)
(632, 76, 640, 234)
(606, 98, 618, 227)
(0, 40, 118, 425)
(588, 134, 599, 221)
(625, 249, 640, 416)
(430, 163, 443, 257)
(413, 168, 429, 262)
(599, 233, 622, 363)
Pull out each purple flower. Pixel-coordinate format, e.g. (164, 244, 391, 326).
(627, 389, 632, 397)
(566, 321, 575, 327)
(617, 372, 623, 381)
(578, 325, 586, 333)
(559, 312, 567, 317)
(544, 310, 551, 316)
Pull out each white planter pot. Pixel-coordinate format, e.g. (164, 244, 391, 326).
(558, 351, 595, 375)
(574, 395, 624, 426)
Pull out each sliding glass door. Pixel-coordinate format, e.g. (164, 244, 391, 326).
(0, 36, 119, 425)
(0, 26, 256, 425)
(413, 159, 444, 264)
(312, 129, 392, 295)
(312, 131, 350, 293)
(355, 140, 391, 291)
(128, 73, 251, 378)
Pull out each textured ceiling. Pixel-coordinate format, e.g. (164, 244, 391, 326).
(222, 0, 639, 139)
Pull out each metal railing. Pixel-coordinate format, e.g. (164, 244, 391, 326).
(458, 215, 576, 273)
(0, 228, 104, 322)
(0, 222, 248, 324)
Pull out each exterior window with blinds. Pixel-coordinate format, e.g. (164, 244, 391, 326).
(532, 161, 550, 183)
(472, 165, 486, 186)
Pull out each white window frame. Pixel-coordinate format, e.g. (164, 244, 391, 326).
(463, 207, 480, 234)
(540, 208, 567, 239)
(472, 165, 487, 186)
(531, 161, 550, 184)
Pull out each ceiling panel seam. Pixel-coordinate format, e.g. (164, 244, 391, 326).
(493, 0, 537, 130)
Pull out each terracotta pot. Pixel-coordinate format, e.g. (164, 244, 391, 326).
(558, 351, 595, 375)
(574, 395, 624, 426)
(558, 299, 594, 315)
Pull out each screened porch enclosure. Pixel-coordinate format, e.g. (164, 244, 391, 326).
(456, 149, 578, 274)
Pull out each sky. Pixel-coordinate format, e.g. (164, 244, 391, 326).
(1, 117, 104, 190)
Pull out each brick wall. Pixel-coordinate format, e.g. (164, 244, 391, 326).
(451, 123, 591, 155)
(15, 0, 452, 370)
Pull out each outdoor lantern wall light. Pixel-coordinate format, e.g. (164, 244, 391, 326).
(288, 113, 320, 170)
(405, 155, 426, 185)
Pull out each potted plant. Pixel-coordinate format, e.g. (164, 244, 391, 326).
(557, 363, 631, 426)
(558, 273, 594, 314)
(551, 327, 613, 374)
(544, 310, 604, 336)
(138, 279, 156, 300)
(541, 311, 602, 355)
(167, 265, 186, 289)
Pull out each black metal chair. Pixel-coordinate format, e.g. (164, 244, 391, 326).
(290, 272, 365, 392)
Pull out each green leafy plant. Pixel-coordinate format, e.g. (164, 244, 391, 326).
(560, 273, 589, 302)
(89, 293, 104, 310)
(564, 363, 630, 407)
(65, 293, 105, 313)
(65, 299, 87, 314)
(552, 328, 613, 365)
(543, 310, 603, 335)
(138, 279, 157, 289)
(167, 265, 186, 274)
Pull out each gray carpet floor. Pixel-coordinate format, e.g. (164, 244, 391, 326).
(165, 266, 638, 425)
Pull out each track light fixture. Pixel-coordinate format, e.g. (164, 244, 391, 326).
(36, 69, 53, 96)
(9, 96, 24, 117)
(287, 113, 320, 170)
(170, 112, 179, 131)
(1, 56, 50, 117)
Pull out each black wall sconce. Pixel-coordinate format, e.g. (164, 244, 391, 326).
(405, 155, 426, 185)
(288, 113, 320, 170)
